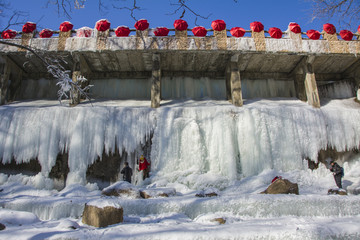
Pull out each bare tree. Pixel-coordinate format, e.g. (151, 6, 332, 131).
(310, 0, 360, 28)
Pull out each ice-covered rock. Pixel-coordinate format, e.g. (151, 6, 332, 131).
(82, 202, 123, 228)
(102, 181, 140, 198)
(261, 178, 299, 195)
(139, 187, 176, 198)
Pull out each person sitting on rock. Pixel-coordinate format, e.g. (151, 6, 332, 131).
(120, 161, 133, 183)
(330, 161, 343, 189)
(138, 155, 150, 180)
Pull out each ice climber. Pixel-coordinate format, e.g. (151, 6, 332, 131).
(120, 161, 133, 183)
(330, 161, 344, 189)
(138, 155, 150, 180)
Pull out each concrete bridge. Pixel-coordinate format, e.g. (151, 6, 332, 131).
(1, 22, 360, 108)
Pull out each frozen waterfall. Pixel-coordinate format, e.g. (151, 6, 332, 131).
(1, 97, 359, 189)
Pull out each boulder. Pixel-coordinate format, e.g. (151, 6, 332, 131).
(140, 188, 176, 199)
(211, 218, 226, 224)
(82, 204, 123, 228)
(328, 189, 348, 195)
(261, 179, 299, 195)
(0, 222, 5, 231)
(102, 181, 140, 198)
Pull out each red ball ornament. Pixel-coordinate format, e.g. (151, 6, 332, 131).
(211, 19, 226, 31)
(154, 27, 169, 36)
(323, 23, 336, 34)
(250, 21, 264, 32)
(22, 22, 36, 33)
(174, 19, 188, 31)
(192, 26, 207, 37)
(289, 23, 301, 34)
(306, 29, 321, 40)
(96, 19, 110, 32)
(230, 27, 245, 38)
(59, 21, 73, 32)
(339, 30, 353, 41)
(76, 27, 92, 37)
(134, 19, 149, 31)
(269, 27, 282, 39)
(1, 29, 17, 39)
(115, 26, 130, 37)
(39, 29, 53, 38)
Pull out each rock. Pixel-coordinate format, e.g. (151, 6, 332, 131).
(261, 179, 299, 195)
(102, 181, 140, 198)
(82, 204, 123, 228)
(0, 222, 5, 230)
(195, 188, 220, 197)
(328, 189, 348, 195)
(211, 218, 226, 224)
(140, 188, 176, 199)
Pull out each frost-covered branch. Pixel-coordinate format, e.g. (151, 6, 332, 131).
(0, 40, 93, 106)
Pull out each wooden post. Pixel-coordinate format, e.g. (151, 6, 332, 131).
(226, 54, 243, 107)
(151, 53, 161, 108)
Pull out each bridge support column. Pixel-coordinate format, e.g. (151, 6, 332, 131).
(71, 54, 92, 106)
(0, 57, 10, 105)
(151, 53, 161, 108)
(226, 55, 243, 107)
(293, 56, 320, 108)
(0, 56, 23, 105)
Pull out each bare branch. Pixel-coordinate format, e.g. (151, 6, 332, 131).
(168, 0, 212, 24)
(311, 0, 360, 28)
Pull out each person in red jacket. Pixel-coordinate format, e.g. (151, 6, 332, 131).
(138, 155, 150, 180)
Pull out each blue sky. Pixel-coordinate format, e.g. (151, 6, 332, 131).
(1, 0, 354, 33)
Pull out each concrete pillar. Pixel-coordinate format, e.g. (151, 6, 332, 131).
(136, 30, 149, 49)
(58, 31, 72, 51)
(252, 30, 266, 51)
(287, 24, 302, 52)
(214, 29, 227, 50)
(96, 29, 110, 50)
(294, 56, 320, 108)
(70, 54, 92, 106)
(323, 31, 348, 54)
(151, 53, 161, 108)
(0, 57, 10, 105)
(19, 32, 34, 52)
(226, 55, 243, 107)
(175, 30, 188, 49)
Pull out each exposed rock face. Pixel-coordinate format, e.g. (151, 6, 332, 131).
(195, 192, 218, 197)
(211, 218, 226, 224)
(140, 188, 176, 199)
(328, 189, 348, 195)
(0, 222, 5, 230)
(82, 204, 123, 228)
(261, 179, 299, 195)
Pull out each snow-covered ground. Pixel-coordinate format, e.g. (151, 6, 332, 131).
(0, 98, 360, 239)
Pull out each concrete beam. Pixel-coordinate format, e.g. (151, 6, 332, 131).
(226, 54, 243, 107)
(151, 53, 161, 108)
